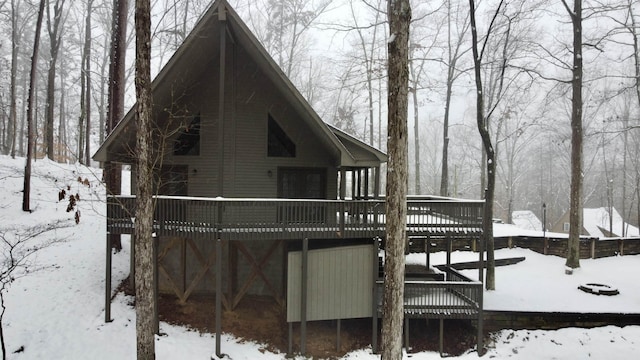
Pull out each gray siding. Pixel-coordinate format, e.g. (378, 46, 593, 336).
(157, 39, 339, 199)
(287, 244, 374, 322)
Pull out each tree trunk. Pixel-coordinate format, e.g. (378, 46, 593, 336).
(105, 0, 128, 252)
(411, 85, 420, 195)
(381, 1, 410, 359)
(83, 0, 93, 165)
(45, 0, 66, 161)
(134, 0, 155, 358)
(9, 0, 18, 159)
(565, 0, 582, 270)
(23, 0, 46, 212)
(469, 0, 496, 290)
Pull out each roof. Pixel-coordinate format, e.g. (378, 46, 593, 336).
(93, 0, 386, 167)
(512, 210, 542, 232)
(583, 207, 639, 238)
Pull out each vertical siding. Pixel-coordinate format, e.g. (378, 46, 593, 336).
(287, 244, 374, 322)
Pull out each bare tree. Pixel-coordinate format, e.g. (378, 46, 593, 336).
(7, 0, 20, 159)
(440, 0, 471, 197)
(105, 0, 129, 253)
(561, 0, 582, 271)
(134, 0, 155, 357)
(22, 0, 46, 212)
(0, 221, 69, 360)
(381, 0, 410, 358)
(468, 0, 507, 290)
(44, 0, 67, 161)
(83, 0, 92, 165)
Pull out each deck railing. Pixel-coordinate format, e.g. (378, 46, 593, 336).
(107, 195, 483, 240)
(376, 266, 482, 319)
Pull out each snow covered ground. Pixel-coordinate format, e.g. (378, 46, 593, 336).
(1, 155, 639, 359)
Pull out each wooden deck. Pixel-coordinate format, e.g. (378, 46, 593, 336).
(104, 195, 485, 356)
(107, 195, 484, 240)
(373, 266, 483, 355)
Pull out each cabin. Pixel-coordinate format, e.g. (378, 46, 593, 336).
(551, 207, 639, 238)
(94, 0, 485, 357)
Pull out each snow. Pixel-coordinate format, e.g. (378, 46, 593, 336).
(511, 210, 542, 232)
(582, 207, 639, 238)
(1, 155, 639, 359)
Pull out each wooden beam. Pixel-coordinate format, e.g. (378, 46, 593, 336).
(105, 234, 112, 323)
(232, 240, 283, 308)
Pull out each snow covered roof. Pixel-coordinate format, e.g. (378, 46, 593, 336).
(512, 210, 542, 231)
(583, 207, 639, 238)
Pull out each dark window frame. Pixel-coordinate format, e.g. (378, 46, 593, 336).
(174, 114, 201, 156)
(267, 114, 296, 157)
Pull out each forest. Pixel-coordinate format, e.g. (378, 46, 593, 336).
(0, 0, 639, 229)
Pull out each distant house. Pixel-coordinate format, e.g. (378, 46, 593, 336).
(551, 207, 639, 238)
(93, 0, 484, 355)
(512, 210, 543, 232)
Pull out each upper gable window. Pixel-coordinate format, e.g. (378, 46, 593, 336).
(174, 114, 201, 156)
(268, 114, 296, 157)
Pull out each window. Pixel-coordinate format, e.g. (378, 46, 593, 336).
(278, 168, 326, 199)
(174, 114, 201, 156)
(563, 222, 570, 232)
(268, 114, 296, 157)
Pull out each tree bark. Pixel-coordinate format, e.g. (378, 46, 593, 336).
(564, 0, 582, 270)
(83, 0, 93, 165)
(381, 1, 410, 359)
(134, 0, 155, 358)
(45, 0, 66, 161)
(105, 0, 128, 252)
(8, 0, 19, 159)
(469, 0, 498, 290)
(23, 0, 46, 212)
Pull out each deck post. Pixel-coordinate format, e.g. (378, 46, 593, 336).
(215, 234, 223, 358)
(105, 233, 112, 323)
(439, 318, 444, 356)
(477, 284, 484, 355)
(372, 237, 379, 353)
(404, 317, 410, 351)
(374, 166, 380, 198)
(336, 319, 341, 351)
(339, 168, 346, 200)
(300, 238, 309, 355)
(153, 234, 159, 334)
(130, 234, 135, 289)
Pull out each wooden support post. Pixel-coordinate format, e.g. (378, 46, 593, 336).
(339, 168, 346, 200)
(181, 237, 187, 294)
(372, 237, 379, 353)
(619, 239, 624, 256)
(364, 169, 370, 199)
(439, 318, 444, 356)
(105, 234, 112, 323)
(477, 287, 484, 356)
(404, 317, 410, 351)
(229, 241, 237, 307)
(336, 319, 341, 352)
(425, 235, 430, 269)
(130, 234, 136, 289)
(288, 322, 293, 354)
(374, 166, 380, 198)
(544, 237, 549, 255)
(478, 233, 484, 290)
(153, 235, 159, 335)
(591, 238, 596, 259)
(300, 238, 309, 355)
(215, 235, 223, 358)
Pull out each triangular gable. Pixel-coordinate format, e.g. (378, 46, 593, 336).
(93, 0, 385, 168)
